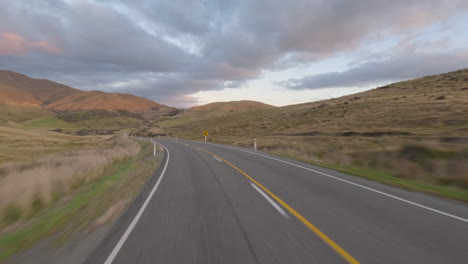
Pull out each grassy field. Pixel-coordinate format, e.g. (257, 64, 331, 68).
(0, 136, 139, 214)
(0, 126, 106, 165)
(23, 117, 78, 130)
(161, 68, 468, 201)
(0, 138, 162, 260)
(0, 105, 54, 125)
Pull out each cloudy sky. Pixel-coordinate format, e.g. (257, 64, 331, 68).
(1, 0, 467, 107)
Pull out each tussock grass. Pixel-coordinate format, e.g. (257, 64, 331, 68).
(0, 126, 106, 165)
(0, 136, 140, 225)
(0, 138, 162, 260)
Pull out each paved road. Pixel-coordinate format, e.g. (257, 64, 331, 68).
(86, 139, 468, 264)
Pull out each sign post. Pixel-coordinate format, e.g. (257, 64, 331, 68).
(204, 130, 209, 143)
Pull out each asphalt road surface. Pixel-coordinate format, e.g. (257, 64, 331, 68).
(86, 139, 468, 264)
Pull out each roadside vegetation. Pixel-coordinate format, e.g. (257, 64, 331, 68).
(0, 133, 163, 260)
(0, 126, 104, 164)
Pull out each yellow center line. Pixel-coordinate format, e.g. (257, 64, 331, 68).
(193, 144, 360, 264)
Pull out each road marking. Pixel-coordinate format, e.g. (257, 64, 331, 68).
(104, 144, 170, 264)
(213, 156, 223, 162)
(250, 182, 289, 219)
(208, 143, 468, 224)
(194, 145, 360, 264)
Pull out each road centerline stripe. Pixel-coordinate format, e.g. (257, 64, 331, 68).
(103, 144, 170, 264)
(204, 142, 468, 224)
(192, 144, 360, 264)
(250, 182, 289, 219)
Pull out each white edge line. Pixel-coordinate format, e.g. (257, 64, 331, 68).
(104, 144, 170, 264)
(204, 142, 468, 224)
(213, 156, 223, 162)
(250, 182, 290, 219)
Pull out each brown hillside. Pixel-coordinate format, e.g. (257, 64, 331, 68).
(0, 70, 178, 116)
(0, 70, 81, 106)
(46, 90, 168, 113)
(186, 100, 274, 117)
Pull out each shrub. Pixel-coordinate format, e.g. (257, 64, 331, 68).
(29, 193, 45, 216)
(3, 203, 22, 224)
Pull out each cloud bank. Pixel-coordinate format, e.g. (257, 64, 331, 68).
(0, 0, 467, 106)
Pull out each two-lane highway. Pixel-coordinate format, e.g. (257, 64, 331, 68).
(86, 139, 468, 264)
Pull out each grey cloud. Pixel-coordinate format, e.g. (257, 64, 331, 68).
(280, 51, 468, 90)
(1, 0, 467, 106)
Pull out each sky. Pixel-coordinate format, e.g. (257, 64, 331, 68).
(0, 0, 467, 108)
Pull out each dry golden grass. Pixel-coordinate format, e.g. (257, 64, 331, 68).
(0, 126, 108, 165)
(0, 136, 140, 219)
(0, 139, 163, 260)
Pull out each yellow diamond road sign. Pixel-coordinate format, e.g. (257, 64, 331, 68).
(204, 130, 209, 136)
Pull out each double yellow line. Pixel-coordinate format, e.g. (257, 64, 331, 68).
(194, 145, 360, 264)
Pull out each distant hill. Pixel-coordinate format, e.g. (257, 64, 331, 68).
(185, 100, 274, 117)
(162, 68, 468, 195)
(0, 70, 81, 106)
(169, 68, 468, 138)
(153, 100, 274, 128)
(56, 109, 145, 130)
(0, 70, 178, 120)
(45, 90, 167, 113)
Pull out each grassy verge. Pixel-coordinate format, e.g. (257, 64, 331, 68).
(275, 153, 468, 202)
(23, 117, 78, 130)
(0, 140, 162, 260)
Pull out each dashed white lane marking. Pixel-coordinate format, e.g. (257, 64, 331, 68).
(250, 182, 290, 219)
(215, 144, 468, 224)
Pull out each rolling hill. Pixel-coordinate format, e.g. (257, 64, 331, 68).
(167, 68, 468, 138)
(0, 70, 81, 106)
(154, 100, 274, 128)
(0, 70, 179, 125)
(45, 90, 167, 113)
(185, 100, 274, 117)
(162, 68, 468, 196)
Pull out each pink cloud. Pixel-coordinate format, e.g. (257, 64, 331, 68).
(0, 32, 61, 56)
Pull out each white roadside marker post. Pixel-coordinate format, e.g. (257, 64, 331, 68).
(254, 138, 257, 151)
(154, 142, 156, 157)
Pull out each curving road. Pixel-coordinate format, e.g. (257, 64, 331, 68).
(86, 139, 468, 264)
